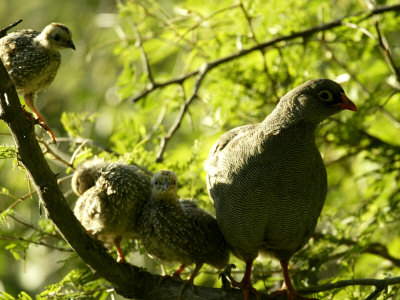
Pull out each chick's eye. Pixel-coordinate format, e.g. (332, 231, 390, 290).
(52, 34, 61, 41)
(318, 90, 333, 102)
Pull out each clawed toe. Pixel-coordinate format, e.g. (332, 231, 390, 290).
(37, 120, 56, 143)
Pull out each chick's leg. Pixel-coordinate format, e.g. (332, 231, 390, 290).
(113, 237, 126, 263)
(178, 263, 202, 300)
(24, 93, 56, 143)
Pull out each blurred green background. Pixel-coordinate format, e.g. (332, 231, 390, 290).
(1, 0, 400, 299)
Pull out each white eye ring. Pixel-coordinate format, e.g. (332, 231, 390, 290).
(319, 90, 333, 102)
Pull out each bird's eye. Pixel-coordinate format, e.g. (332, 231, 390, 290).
(52, 34, 61, 42)
(318, 90, 333, 102)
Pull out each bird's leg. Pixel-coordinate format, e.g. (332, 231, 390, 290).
(223, 260, 260, 300)
(172, 264, 186, 281)
(113, 237, 126, 263)
(178, 263, 202, 299)
(159, 264, 186, 286)
(269, 260, 318, 300)
(24, 93, 56, 143)
(20, 105, 35, 121)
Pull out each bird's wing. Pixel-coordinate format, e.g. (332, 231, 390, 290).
(73, 186, 104, 234)
(208, 124, 254, 156)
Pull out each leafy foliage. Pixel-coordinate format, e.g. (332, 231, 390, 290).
(0, 0, 400, 299)
(0, 146, 17, 159)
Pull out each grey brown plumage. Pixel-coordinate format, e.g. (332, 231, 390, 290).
(136, 170, 229, 296)
(72, 160, 152, 262)
(205, 79, 357, 299)
(72, 159, 109, 196)
(0, 23, 75, 143)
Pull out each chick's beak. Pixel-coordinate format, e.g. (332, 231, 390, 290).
(65, 40, 76, 50)
(163, 179, 169, 190)
(334, 93, 357, 112)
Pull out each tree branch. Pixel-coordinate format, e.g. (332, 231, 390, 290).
(55, 136, 119, 156)
(155, 64, 208, 162)
(0, 19, 23, 38)
(374, 17, 400, 83)
(0, 235, 73, 252)
(313, 232, 400, 267)
(127, 4, 400, 103)
(298, 276, 400, 294)
(131, 20, 155, 86)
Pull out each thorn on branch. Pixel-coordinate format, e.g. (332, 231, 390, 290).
(0, 19, 23, 38)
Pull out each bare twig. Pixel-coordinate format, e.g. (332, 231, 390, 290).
(129, 70, 198, 102)
(238, 1, 279, 100)
(321, 42, 370, 97)
(176, 3, 241, 43)
(39, 139, 74, 169)
(365, 287, 385, 300)
(155, 64, 208, 162)
(127, 4, 400, 103)
(0, 19, 23, 38)
(133, 1, 198, 49)
(313, 232, 400, 267)
(374, 19, 400, 83)
(130, 20, 155, 86)
(69, 139, 90, 166)
(1, 189, 37, 213)
(0, 234, 72, 252)
(298, 276, 400, 294)
(55, 137, 119, 155)
(2, 211, 61, 240)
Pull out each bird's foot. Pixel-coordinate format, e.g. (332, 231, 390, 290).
(269, 288, 318, 300)
(37, 119, 56, 144)
(21, 106, 57, 144)
(116, 255, 126, 263)
(113, 238, 127, 263)
(221, 264, 260, 300)
(219, 263, 236, 290)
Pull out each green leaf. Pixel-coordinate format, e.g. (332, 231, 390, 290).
(17, 292, 32, 300)
(0, 292, 16, 300)
(0, 145, 18, 159)
(60, 112, 96, 138)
